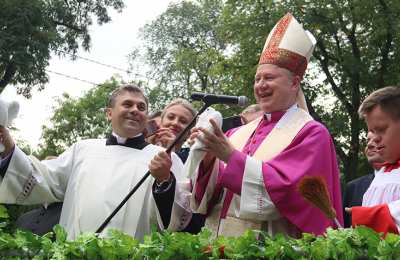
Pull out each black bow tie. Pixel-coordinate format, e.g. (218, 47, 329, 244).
(106, 134, 149, 150)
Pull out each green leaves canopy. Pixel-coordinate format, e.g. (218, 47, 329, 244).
(0, 0, 124, 97)
(132, 0, 245, 115)
(0, 225, 399, 259)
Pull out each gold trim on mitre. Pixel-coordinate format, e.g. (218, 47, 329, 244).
(259, 13, 316, 79)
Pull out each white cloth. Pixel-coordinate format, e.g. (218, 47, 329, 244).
(363, 168, 400, 206)
(363, 167, 400, 231)
(189, 107, 223, 151)
(0, 139, 190, 240)
(217, 155, 296, 238)
(240, 156, 280, 221)
(183, 108, 222, 215)
(185, 107, 222, 180)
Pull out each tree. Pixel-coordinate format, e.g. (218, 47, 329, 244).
(0, 0, 124, 97)
(131, 0, 245, 115)
(36, 79, 120, 158)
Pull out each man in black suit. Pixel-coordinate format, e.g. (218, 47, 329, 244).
(343, 134, 383, 227)
(15, 202, 62, 235)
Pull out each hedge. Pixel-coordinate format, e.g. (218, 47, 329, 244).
(0, 225, 399, 259)
(0, 205, 399, 259)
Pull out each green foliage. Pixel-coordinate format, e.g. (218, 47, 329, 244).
(36, 79, 120, 158)
(0, 204, 40, 234)
(0, 205, 9, 220)
(0, 0, 124, 95)
(0, 225, 399, 259)
(131, 0, 244, 116)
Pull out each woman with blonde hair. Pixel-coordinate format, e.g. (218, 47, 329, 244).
(149, 98, 196, 162)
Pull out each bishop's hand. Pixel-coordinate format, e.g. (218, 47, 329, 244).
(193, 118, 235, 163)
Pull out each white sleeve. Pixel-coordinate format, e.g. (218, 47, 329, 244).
(240, 156, 281, 221)
(0, 145, 74, 205)
(387, 200, 400, 232)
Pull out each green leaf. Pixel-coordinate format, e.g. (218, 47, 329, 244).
(53, 225, 67, 244)
(0, 205, 9, 219)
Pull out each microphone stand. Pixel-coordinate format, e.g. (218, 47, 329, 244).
(96, 101, 212, 234)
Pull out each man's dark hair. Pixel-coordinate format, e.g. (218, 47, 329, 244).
(358, 86, 400, 120)
(149, 110, 162, 120)
(107, 84, 148, 108)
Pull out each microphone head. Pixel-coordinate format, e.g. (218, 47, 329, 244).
(190, 92, 248, 107)
(238, 96, 249, 107)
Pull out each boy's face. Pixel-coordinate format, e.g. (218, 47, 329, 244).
(365, 131, 384, 169)
(365, 105, 400, 163)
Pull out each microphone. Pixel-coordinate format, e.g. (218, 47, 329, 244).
(191, 92, 248, 107)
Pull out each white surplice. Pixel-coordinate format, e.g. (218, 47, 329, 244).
(0, 139, 191, 240)
(362, 167, 400, 232)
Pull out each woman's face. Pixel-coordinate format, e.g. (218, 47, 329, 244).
(161, 104, 193, 136)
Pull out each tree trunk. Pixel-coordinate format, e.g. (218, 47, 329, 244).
(0, 62, 16, 93)
(344, 112, 361, 183)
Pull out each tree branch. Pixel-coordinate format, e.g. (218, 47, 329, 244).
(377, 0, 393, 87)
(51, 19, 84, 33)
(309, 7, 355, 82)
(305, 94, 348, 165)
(315, 41, 354, 114)
(0, 62, 17, 92)
(346, 15, 361, 115)
(308, 9, 341, 64)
